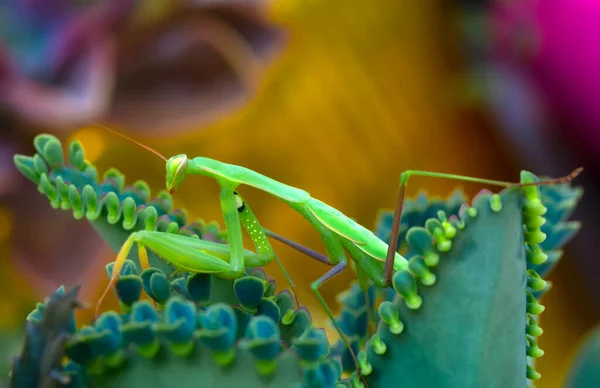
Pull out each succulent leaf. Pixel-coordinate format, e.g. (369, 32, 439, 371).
(13, 134, 229, 277)
(564, 324, 600, 388)
(335, 171, 582, 386)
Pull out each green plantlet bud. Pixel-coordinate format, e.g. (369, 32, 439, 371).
(526, 320, 543, 337)
(437, 211, 457, 238)
(527, 270, 548, 291)
(370, 334, 387, 355)
(524, 226, 547, 245)
(527, 365, 541, 380)
(392, 271, 422, 309)
(408, 256, 436, 286)
(378, 302, 403, 335)
(526, 337, 544, 358)
(526, 244, 548, 265)
(468, 207, 477, 218)
(358, 351, 372, 375)
(490, 194, 502, 212)
(527, 290, 545, 315)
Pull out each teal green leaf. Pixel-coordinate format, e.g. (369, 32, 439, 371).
(358, 188, 528, 387)
(564, 325, 600, 388)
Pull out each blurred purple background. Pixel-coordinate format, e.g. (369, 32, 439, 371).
(456, 0, 600, 307)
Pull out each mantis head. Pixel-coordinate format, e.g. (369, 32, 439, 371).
(166, 154, 188, 193)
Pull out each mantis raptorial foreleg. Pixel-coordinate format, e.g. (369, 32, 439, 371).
(232, 190, 301, 306)
(219, 187, 246, 278)
(97, 187, 305, 317)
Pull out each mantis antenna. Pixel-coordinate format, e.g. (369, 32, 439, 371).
(92, 123, 167, 162)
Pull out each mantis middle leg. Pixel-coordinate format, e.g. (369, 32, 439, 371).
(263, 228, 332, 265)
(303, 229, 371, 385)
(311, 259, 369, 386)
(267, 203, 349, 266)
(264, 215, 369, 381)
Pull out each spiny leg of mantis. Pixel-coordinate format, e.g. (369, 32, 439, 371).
(219, 186, 246, 278)
(231, 190, 302, 307)
(96, 187, 267, 317)
(382, 168, 584, 285)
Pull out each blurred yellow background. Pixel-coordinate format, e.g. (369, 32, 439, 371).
(2, 0, 598, 386)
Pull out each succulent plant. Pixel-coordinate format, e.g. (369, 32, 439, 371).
(13, 132, 228, 284)
(10, 285, 85, 388)
(10, 133, 583, 386)
(8, 267, 341, 387)
(10, 133, 344, 387)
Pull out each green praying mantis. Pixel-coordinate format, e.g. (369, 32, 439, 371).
(94, 125, 582, 385)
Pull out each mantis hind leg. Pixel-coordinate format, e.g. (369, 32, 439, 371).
(382, 170, 522, 286)
(311, 261, 368, 386)
(382, 168, 582, 285)
(382, 168, 583, 284)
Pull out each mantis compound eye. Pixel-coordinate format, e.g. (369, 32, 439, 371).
(234, 191, 245, 212)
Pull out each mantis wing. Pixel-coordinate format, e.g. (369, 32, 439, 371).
(306, 199, 370, 245)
